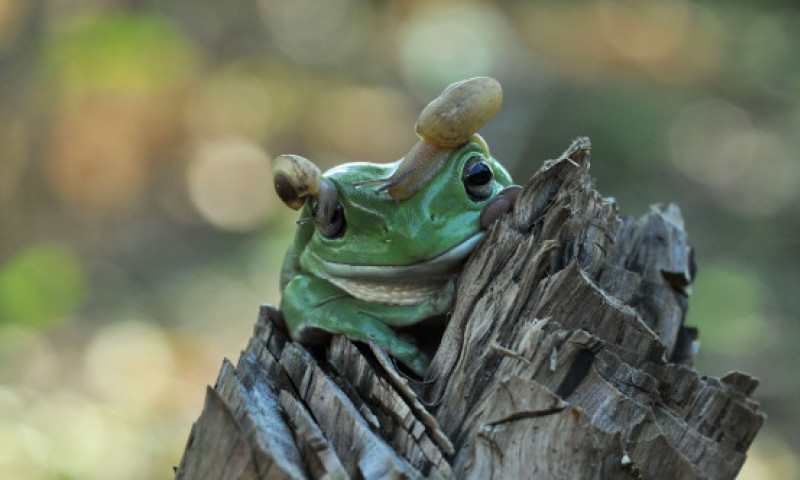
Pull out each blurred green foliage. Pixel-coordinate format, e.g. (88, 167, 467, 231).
(689, 264, 767, 353)
(0, 245, 87, 328)
(42, 14, 196, 97)
(0, 1, 798, 478)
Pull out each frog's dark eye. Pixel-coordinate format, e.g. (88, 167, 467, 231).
(311, 201, 346, 239)
(462, 155, 494, 201)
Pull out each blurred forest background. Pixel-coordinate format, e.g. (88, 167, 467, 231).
(0, 0, 797, 478)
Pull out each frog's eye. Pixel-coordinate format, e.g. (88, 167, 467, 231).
(311, 201, 346, 239)
(462, 155, 494, 201)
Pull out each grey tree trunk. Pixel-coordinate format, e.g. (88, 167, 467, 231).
(174, 138, 764, 479)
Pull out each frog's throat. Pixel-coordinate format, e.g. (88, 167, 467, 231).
(309, 233, 484, 306)
(324, 278, 443, 305)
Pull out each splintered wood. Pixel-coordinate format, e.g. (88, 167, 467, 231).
(175, 138, 764, 479)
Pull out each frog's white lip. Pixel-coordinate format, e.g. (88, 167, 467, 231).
(318, 233, 484, 281)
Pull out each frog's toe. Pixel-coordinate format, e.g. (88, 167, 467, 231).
(402, 349, 431, 377)
(480, 185, 522, 229)
(429, 278, 456, 316)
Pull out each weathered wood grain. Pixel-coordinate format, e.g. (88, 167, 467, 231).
(175, 138, 764, 479)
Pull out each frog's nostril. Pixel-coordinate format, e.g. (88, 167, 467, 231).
(430, 213, 436, 222)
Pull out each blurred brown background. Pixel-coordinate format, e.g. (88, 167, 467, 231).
(0, 0, 797, 478)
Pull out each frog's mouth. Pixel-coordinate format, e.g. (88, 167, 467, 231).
(311, 233, 483, 305)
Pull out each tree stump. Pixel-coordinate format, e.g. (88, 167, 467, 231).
(175, 138, 765, 479)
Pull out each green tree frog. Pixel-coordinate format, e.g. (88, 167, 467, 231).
(272, 77, 520, 376)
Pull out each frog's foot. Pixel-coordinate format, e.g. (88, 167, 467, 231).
(388, 330, 434, 377)
(403, 348, 431, 377)
(337, 321, 430, 376)
(282, 273, 439, 376)
(480, 185, 522, 229)
(421, 278, 457, 318)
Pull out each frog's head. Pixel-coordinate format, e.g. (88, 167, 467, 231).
(272, 77, 513, 302)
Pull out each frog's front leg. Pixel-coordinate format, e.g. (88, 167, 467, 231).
(281, 274, 454, 376)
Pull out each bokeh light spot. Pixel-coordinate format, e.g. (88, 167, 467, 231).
(188, 139, 275, 231)
(399, 4, 509, 92)
(669, 99, 798, 215)
(84, 319, 175, 407)
(27, 394, 108, 478)
(669, 99, 754, 185)
(0, 244, 87, 328)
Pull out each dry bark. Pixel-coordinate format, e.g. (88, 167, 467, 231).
(175, 138, 765, 479)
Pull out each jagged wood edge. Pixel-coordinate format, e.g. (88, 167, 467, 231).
(424, 137, 764, 479)
(174, 137, 765, 480)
